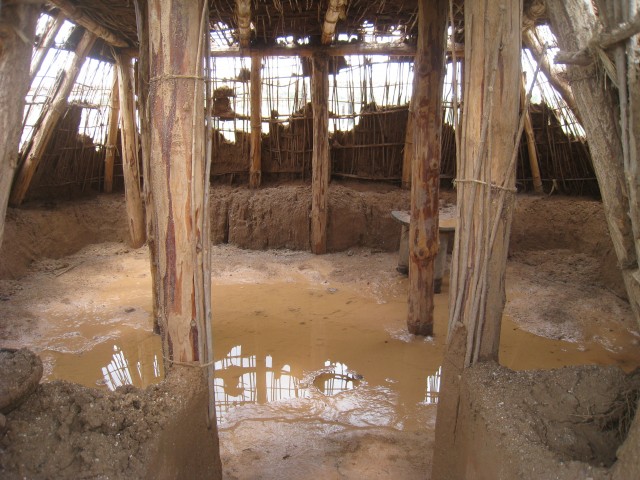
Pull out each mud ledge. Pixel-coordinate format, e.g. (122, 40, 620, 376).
(0, 365, 221, 479)
(439, 362, 640, 480)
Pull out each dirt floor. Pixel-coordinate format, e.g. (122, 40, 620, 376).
(1, 184, 639, 478)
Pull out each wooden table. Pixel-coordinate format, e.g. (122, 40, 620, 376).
(391, 207, 457, 293)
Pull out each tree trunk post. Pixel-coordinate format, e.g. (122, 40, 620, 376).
(114, 52, 146, 248)
(311, 53, 330, 254)
(249, 53, 262, 188)
(10, 29, 96, 207)
(433, 1, 522, 477)
(134, 0, 161, 334)
(406, 0, 447, 336)
(30, 11, 66, 83)
(103, 71, 120, 193)
(0, 3, 39, 248)
(520, 75, 543, 193)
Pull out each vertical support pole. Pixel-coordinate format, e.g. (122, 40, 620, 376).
(134, 0, 161, 333)
(103, 70, 120, 193)
(147, 0, 215, 377)
(520, 75, 543, 193)
(401, 84, 415, 190)
(249, 53, 262, 188)
(0, 3, 39, 248)
(311, 53, 330, 254)
(406, 0, 447, 336)
(30, 11, 65, 83)
(433, 1, 522, 478)
(10, 29, 96, 207)
(114, 52, 146, 248)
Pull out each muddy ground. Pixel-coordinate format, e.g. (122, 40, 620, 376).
(0, 183, 639, 479)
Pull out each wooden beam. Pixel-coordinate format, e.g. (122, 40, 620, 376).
(103, 71, 119, 193)
(48, 0, 129, 47)
(0, 3, 39, 247)
(133, 0, 161, 334)
(310, 53, 330, 254)
(249, 53, 262, 188)
(114, 52, 146, 248)
(322, 0, 347, 45)
(433, 0, 523, 477)
(522, 29, 583, 125)
(30, 11, 65, 82)
(147, 0, 215, 372)
(236, 0, 251, 48)
(520, 75, 543, 193)
(210, 43, 418, 58)
(406, 0, 447, 336)
(10, 29, 96, 206)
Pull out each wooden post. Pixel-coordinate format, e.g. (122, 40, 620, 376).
(236, 0, 251, 48)
(103, 71, 120, 193)
(30, 11, 65, 83)
(406, 0, 448, 336)
(114, 52, 146, 248)
(134, 0, 161, 334)
(433, 1, 522, 477)
(322, 0, 347, 45)
(522, 28, 583, 126)
(147, 0, 213, 368)
(401, 83, 416, 190)
(0, 3, 39, 247)
(10, 29, 96, 207)
(249, 53, 262, 188)
(520, 75, 543, 193)
(546, 0, 640, 322)
(310, 53, 330, 254)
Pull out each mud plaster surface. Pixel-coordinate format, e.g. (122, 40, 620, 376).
(0, 185, 639, 479)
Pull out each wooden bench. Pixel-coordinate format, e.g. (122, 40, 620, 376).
(391, 207, 456, 293)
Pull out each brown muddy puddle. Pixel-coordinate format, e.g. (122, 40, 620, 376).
(30, 254, 640, 429)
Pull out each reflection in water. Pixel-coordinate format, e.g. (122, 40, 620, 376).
(313, 361, 362, 396)
(213, 345, 310, 421)
(424, 366, 441, 405)
(100, 344, 162, 391)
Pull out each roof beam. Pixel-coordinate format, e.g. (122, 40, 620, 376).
(236, 0, 251, 48)
(48, 0, 129, 47)
(210, 42, 417, 58)
(322, 0, 347, 45)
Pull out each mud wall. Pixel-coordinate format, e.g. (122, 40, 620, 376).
(433, 362, 639, 480)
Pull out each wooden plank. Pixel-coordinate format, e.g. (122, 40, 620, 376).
(310, 53, 330, 254)
(210, 43, 418, 58)
(406, 0, 448, 336)
(30, 11, 65, 82)
(147, 0, 213, 370)
(48, 0, 129, 47)
(103, 71, 120, 193)
(0, 3, 39, 247)
(10, 29, 96, 206)
(249, 53, 262, 188)
(114, 52, 146, 248)
(520, 76, 543, 193)
(322, 0, 347, 45)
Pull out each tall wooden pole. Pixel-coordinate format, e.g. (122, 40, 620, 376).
(406, 0, 447, 336)
(103, 71, 120, 193)
(433, 1, 522, 477)
(10, 29, 96, 207)
(249, 53, 262, 188)
(147, 0, 215, 375)
(134, 0, 161, 334)
(0, 3, 39, 248)
(30, 11, 65, 83)
(114, 52, 146, 248)
(520, 75, 543, 193)
(311, 53, 330, 254)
